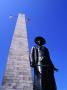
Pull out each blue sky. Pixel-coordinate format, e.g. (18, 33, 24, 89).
(0, 0, 67, 89)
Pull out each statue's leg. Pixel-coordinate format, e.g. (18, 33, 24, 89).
(33, 73, 41, 90)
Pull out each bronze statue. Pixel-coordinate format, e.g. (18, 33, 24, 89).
(30, 36, 58, 90)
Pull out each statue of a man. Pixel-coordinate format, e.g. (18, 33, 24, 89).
(30, 36, 58, 90)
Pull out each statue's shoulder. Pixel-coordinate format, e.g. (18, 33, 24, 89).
(42, 46, 48, 51)
(31, 45, 37, 50)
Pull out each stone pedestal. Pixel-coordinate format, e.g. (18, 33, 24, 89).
(2, 14, 33, 90)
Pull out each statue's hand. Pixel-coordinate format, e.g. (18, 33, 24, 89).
(54, 68, 59, 72)
(30, 62, 35, 67)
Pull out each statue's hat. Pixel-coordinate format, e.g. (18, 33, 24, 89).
(34, 36, 46, 45)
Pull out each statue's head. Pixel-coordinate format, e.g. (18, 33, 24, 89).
(34, 36, 46, 46)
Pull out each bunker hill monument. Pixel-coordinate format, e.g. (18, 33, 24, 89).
(2, 14, 33, 90)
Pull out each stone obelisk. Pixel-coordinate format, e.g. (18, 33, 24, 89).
(2, 14, 33, 90)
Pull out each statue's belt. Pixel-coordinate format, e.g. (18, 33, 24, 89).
(37, 65, 51, 67)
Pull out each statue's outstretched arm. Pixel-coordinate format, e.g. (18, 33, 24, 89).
(46, 48, 58, 71)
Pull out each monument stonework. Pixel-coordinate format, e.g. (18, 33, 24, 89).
(2, 14, 33, 90)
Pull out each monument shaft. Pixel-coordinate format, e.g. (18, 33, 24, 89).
(2, 14, 33, 90)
